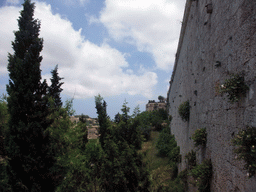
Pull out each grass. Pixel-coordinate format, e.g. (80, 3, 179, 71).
(139, 131, 182, 192)
(139, 131, 169, 172)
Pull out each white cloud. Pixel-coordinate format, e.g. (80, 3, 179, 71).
(99, 0, 186, 70)
(0, 2, 157, 99)
(0, 6, 19, 74)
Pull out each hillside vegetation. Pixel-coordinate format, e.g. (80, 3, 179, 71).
(0, 1, 186, 191)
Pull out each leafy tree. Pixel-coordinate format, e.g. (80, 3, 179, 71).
(0, 96, 11, 192)
(100, 138, 149, 192)
(158, 95, 165, 102)
(49, 65, 64, 109)
(84, 140, 103, 191)
(135, 111, 152, 141)
(64, 99, 75, 117)
(156, 125, 181, 165)
(132, 105, 141, 118)
(94, 96, 150, 191)
(112, 101, 143, 149)
(157, 108, 168, 121)
(0, 95, 8, 156)
(50, 101, 90, 191)
(5, 0, 56, 190)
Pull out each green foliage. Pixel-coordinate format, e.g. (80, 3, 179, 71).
(114, 112, 121, 124)
(5, 1, 58, 190)
(132, 105, 141, 118)
(189, 159, 212, 192)
(155, 126, 183, 191)
(95, 94, 110, 147)
(0, 97, 10, 191)
(47, 100, 88, 189)
(158, 95, 165, 102)
(0, 157, 11, 192)
(192, 128, 207, 147)
(177, 168, 188, 189)
(49, 65, 64, 109)
(142, 109, 168, 132)
(64, 99, 75, 117)
(94, 96, 150, 191)
(56, 140, 102, 192)
(156, 126, 181, 164)
(185, 150, 196, 170)
(121, 100, 130, 123)
(232, 126, 256, 177)
(142, 131, 185, 192)
(100, 139, 150, 191)
(134, 111, 152, 141)
(0, 98, 8, 156)
(79, 113, 86, 124)
(151, 166, 185, 192)
(84, 140, 103, 191)
(178, 100, 190, 121)
(219, 73, 249, 103)
(55, 151, 90, 192)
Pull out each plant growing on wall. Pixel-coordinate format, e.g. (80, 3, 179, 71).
(178, 100, 190, 121)
(189, 159, 212, 192)
(185, 150, 196, 170)
(232, 126, 256, 178)
(219, 73, 249, 103)
(192, 128, 207, 147)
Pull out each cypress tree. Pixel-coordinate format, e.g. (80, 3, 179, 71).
(49, 65, 64, 109)
(6, 0, 56, 191)
(95, 95, 110, 148)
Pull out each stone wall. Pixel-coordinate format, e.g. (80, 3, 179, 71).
(167, 0, 256, 191)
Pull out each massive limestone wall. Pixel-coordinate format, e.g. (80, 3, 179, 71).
(167, 0, 256, 191)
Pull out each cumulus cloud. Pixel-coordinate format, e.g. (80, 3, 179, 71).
(0, 2, 157, 99)
(99, 0, 185, 70)
(0, 6, 19, 74)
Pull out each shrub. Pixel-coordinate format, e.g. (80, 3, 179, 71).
(156, 126, 181, 166)
(0, 157, 11, 191)
(139, 124, 151, 141)
(178, 101, 190, 121)
(192, 128, 207, 147)
(232, 126, 256, 177)
(189, 159, 212, 192)
(219, 73, 249, 103)
(178, 168, 188, 190)
(185, 150, 196, 170)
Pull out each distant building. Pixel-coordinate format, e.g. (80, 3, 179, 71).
(70, 116, 98, 125)
(146, 100, 167, 112)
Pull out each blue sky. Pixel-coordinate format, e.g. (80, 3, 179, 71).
(0, 0, 186, 119)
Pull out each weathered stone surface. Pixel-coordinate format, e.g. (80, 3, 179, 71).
(167, 0, 256, 191)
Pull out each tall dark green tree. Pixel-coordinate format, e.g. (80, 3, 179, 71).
(121, 100, 130, 123)
(95, 94, 110, 148)
(95, 96, 150, 191)
(114, 112, 121, 124)
(49, 65, 64, 109)
(6, 0, 56, 191)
